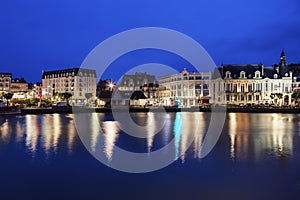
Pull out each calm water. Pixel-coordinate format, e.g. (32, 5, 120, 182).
(0, 112, 300, 200)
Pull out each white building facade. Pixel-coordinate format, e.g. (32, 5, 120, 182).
(159, 69, 212, 107)
(211, 61, 293, 105)
(42, 68, 97, 104)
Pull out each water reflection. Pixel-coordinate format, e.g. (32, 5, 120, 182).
(42, 114, 63, 154)
(228, 113, 297, 161)
(0, 113, 299, 163)
(25, 115, 39, 153)
(0, 117, 10, 142)
(0, 114, 77, 156)
(102, 121, 119, 161)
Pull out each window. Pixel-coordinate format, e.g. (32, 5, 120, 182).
(241, 84, 245, 92)
(255, 83, 261, 92)
(285, 84, 289, 92)
(254, 71, 261, 78)
(226, 95, 230, 101)
(241, 95, 245, 101)
(226, 84, 230, 92)
(225, 71, 231, 79)
(256, 95, 259, 101)
(240, 71, 246, 79)
(274, 74, 278, 79)
(248, 95, 252, 101)
(248, 84, 252, 92)
(233, 84, 237, 92)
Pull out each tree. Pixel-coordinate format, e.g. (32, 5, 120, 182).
(292, 92, 300, 99)
(55, 92, 72, 104)
(2, 93, 14, 106)
(85, 93, 93, 101)
(61, 92, 72, 102)
(292, 92, 300, 105)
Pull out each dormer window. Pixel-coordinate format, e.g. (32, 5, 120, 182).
(225, 71, 231, 79)
(248, 74, 252, 78)
(240, 71, 246, 79)
(254, 71, 261, 78)
(274, 74, 278, 79)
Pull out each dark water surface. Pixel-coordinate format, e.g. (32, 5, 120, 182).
(0, 113, 300, 200)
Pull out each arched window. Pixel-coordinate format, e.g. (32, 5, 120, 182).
(254, 71, 261, 78)
(225, 71, 231, 79)
(240, 71, 246, 79)
(274, 74, 278, 79)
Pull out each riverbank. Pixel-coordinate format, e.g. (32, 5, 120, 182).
(18, 106, 300, 115)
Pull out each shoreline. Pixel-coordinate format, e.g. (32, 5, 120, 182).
(15, 106, 300, 115)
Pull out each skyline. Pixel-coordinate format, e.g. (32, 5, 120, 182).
(1, 0, 300, 82)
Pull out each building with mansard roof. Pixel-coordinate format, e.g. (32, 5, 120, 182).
(211, 51, 293, 106)
(117, 72, 158, 98)
(42, 68, 97, 105)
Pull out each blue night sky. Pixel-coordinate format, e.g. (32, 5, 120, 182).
(1, 0, 300, 82)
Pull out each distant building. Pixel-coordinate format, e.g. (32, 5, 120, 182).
(34, 82, 43, 99)
(42, 68, 97, 104)
(211, 51, 293, 105)
(159, 68, 212, 107)
(11, 78, 28, 93)
(0, 73, 12, 92)
(117, 72, 157, 98)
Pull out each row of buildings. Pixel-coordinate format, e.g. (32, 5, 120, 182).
(112, 51, 300, 107)
(1, 51, 300, 107)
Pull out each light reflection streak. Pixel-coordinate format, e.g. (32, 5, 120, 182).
(270, 114, 293, 156)
(25, 115, 39, 153)
(0, 118, 9, 142)
(192, 113, 204, 159)
(229, 113, 237, 160)
(90, 113, 101, 152)
(15, 121, 23, 143)
(173, 112, 182, 160)
(67, 116, 76, 153)
(102, 121, 119, 161)
(180, 113, 192, 163)
(147, 113, 155, 152)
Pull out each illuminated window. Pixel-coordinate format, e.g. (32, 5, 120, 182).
(240, 71, 246, 78)
(225, 71, 231, 79)
(254, 71, 261, 78)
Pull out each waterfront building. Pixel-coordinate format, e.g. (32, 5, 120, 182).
(33, 82, 43, 99)
(117, 72, 157, 98)
(10, 78, 28, 93)
(0, 73, 12, 92)
(110, 72, 157, 106)
(10, 78, 29, 100)
(42, 68, 97, 104)
(211, 51, 293, 105)
(158, 69, 212, 107)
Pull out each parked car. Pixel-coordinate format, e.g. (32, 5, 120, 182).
(55, 102, 68, 107)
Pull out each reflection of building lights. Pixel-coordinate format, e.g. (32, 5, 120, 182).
(90, 113, 102, 152)
(173, 112, 182, 160)
(147, 113, 155, 152)
(25, 115, 39, 153)
(67, 116, 76, 153)
(102, 121, 119, 161)
(229, 113, 237, 160)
